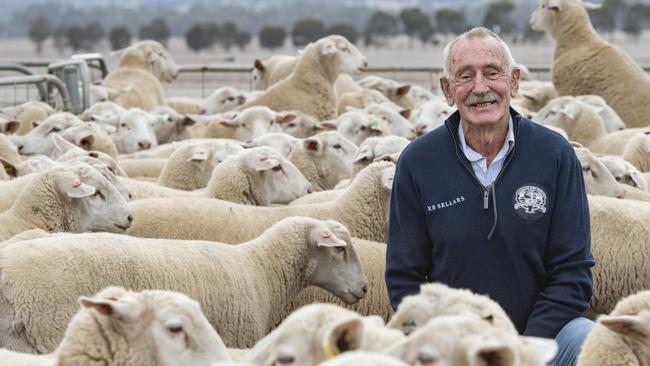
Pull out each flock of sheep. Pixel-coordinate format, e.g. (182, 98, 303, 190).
(0, 0, 648, 364)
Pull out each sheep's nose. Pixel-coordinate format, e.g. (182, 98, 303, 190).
(127, 192, 133, 200)
(237, 96, 246, 105)
(127, 215, 133, 223)
(362, 285, 368, 294)
(362, 61, 368, 69)
(307, 187, 313, 194)
(17, 144, 23, 151)
(138, 141, 151, 150)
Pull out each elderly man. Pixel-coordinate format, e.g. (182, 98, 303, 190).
(386, 27, 594, 366)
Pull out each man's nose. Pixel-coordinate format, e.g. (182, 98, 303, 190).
(472, 73, 490, 93)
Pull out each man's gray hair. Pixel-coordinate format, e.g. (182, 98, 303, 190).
(441, 27, 517, 78)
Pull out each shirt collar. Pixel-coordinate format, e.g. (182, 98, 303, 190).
(458, 115, 515, 163)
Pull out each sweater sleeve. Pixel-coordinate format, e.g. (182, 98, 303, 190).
(523, 146, 595, 338)
(385, 154, 434, 311)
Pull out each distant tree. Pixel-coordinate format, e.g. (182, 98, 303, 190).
(259, 25, 287, 49)
(139, 17, 171, 46)
(217, 21, 238, 51)
(327, 22, 359, 44)
(435, 8, 467, 36)
(28, 16, 50, 54)
(363, 10, 399, 46)
(185, 23, 210, 53)
(291, 18, 326, 47)
(204, 22, 221, 48)
(399, 7, 433, 42)
(483, 0, 516, 35)
(83, 22, 105, 50)
(52, 26, 68, 54)
(590, 0, 627, 35)
(622, 4, 645, 41)
(109, 25, 132, 50)
(66, 26, 85, 52)
(234, 31, 251, 50)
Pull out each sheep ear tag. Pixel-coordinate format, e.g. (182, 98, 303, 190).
(316, 230, 347, 247)
(253, 156, 280, 171)
(64, 178, 96, 198)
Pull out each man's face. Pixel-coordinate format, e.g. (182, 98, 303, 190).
(440, 36, 520, 128)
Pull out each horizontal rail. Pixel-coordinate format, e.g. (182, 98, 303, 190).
(0, 74, 71, 111)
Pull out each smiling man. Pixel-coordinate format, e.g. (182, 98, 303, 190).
(386, 27, 595, 366)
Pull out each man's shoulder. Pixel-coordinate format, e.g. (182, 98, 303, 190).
(519, 117, 574, 157)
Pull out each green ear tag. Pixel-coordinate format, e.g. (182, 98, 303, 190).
(370, 120, 381, 129)
(117, 87, 129, 95)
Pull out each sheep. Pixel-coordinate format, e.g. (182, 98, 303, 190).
(336, 89, 392, 116)
(119, 158, 167, 179)
(575, 95, 626, 133)
(387, 315, 557, 366)
(598, 155, 648, 191)
(199, 87, 247, 115)
(512, 80, 557, 112)
(89, 84, 131, 105)
(149, 105, 196, 144)
(622, 131, 650, 172)
(0, 134, 21, 177)
(363, 104, 415, 139)
(517, 62, 533, 81)
(111, 108, 159, 154)
(54, 136, 128, 177)
(386, 283, 517, 336)
(244, 132, 298, 158)
(157, 139, 244, 190)
(412, 99, 455, 137)
(204, 146, 311, 205)
(1, 101, 55, 135)
(60, 122, 119, 158)
(13, 113, 84, 156)
(103, 40, 178, 111)
(0, 163, 132, 241)
(0, 217, 368, 351)
(530, 0, 650, 128)
(201, 107, 285, 142)
(577, 290, 650, 366)
(0, 286, 231, 365)
(620, 185, 650, 201)
(357, 75, 416, 110)
(127, 161, 394, 243)
(238, 35, 368, 120)
(334, 73, 363, 99)
(251, 55, 299, 90)
(247, 303, 404, 366)
(79, 101, 126, 133)
(574, 146, 625, 198)
(321, 110, 390, 146)
(0, 113, 20, 135)
(318, 352, 409, 366)
(288, 131, 358, 191)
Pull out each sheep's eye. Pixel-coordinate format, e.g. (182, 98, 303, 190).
(272, 165, 282, 172)
(121, 123, 127, 127)
(332, 144, 342, 149)
(242, 123, 247, 128)
(417, 353, 437, 364)
(167, 117, 173, 122)
(50, 127, 61, 133)
(483, 315, 495, 323)
(270, 120, 275, 125)
(93, 190, 105, 200)
(227, 97, 234, 101)
(168, 325, 183, 334)
(335, 246, 345, 253)
(402, 320, 416, 328)
(276, 355, 295, 365)
(360, 126, 367, 131)
(615, 176, 622, 182)
(286, 123, 296, 128)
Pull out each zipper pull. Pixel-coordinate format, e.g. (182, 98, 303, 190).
(483, 190, 489, 209)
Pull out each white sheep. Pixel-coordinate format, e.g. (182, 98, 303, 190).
(577, 290, 650, 366)
(238, 35, 368, 120)
(244, 132, 298, 158)
(574, 146, 625, 198)
(530, 0, 650, 128)
(199, 87, 247, 115)
(80, 100, 126, 133)
(387, 315, 557, 366)
(111, 108, 159, 154)
(149, 105, 196, 144)
(201, 106, 284, 142)
(165, 96, 203, 114)
(409, 85, 437, 106)
(103, 40, 178, 111)
(0, 217, 367, 350)
(334, 73, 363, 99)
(336, 89, 392, 116)
(275, 110, 324, 138)
(289, 131, 358, 191)
(321, 110, 390, 146)
(247, 303, 404, 365)
(126, 161, 395, 243)
(598, 155, 648, 191)
(512, 80, 557, 112)
(387, 283, 517, 336)
(251, 55, 298, 90)
(89, 84, 131, 105)
(119, 158, 167, 179)
(412, 99, 455, 137)
(0, 163, 131, 241)
(157, 139, 243, 190)
(13, 113, 84, 156)
(1, 101, 55, 135)
(363, 103, 415, 139)
(318, 352, 408, 366)
(622, 131, 650, 172)
(0, 286, 230, 365)
(0, 134, 21, 178)
(357, 75, 416, 110)
(60, 122, 119, 158)
(575, 95, 626, 133)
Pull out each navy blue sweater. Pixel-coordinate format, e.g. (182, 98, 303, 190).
(385, 108, 595, 338)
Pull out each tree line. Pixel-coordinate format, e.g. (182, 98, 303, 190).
(27, 0, 650, 55)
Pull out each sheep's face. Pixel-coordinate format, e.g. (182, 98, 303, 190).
(300, 131, 358, 187)
(60, 122, 105, 152)
(16, 113, 83, 156)
(365, 104, 416, 139)
(307, 220, 368, 305)
(112, 109, 159, 153)
(246, 132, 298, 158)
(221, 106, 282, 142)
(530, 0, 602, 37)
(575, 95, 625, 133)
(59, 149, 128, 177)
(411, 86, 437, 104)
(137, 40, 179, 83)
(53, 163, 132, 232)
(575, 148, 625, 198)
(200, 87, 246, 115)
(149, 106, 195, 144)
(319, 35, 368, 76)
(598, 156, 647, 191)
(415, 100, 455, 136)
(327, 111, 386, 146)
(279, 112, 323, 138)
(84, 101, 126, 129)
(352, 137, 408, 177)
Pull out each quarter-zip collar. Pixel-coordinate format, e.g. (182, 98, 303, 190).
(444, 107, 522, 240)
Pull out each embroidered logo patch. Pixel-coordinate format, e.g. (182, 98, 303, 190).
(513, 185, 547, 220)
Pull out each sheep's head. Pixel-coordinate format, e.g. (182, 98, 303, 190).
(252, 59, 267, 90)
(317, 35, 368, 76)
(125, 40, 179, 83)
(112, 108, 159, 154)
(15, 112, 84, 156)
(200, 87, 247, 115)
(530, 0, 602, 38)
(575, 147, 625, 198)
(219, 106, 283, 142)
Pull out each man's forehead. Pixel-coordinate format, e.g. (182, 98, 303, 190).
(449, 37, 509, 71)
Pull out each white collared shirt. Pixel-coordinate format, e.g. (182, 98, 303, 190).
(458, 116, 515, 187)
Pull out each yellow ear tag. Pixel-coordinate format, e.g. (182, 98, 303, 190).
(322, 339, 340, 359)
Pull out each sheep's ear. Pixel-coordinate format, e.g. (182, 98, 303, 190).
(399, 109, 412, 119)
(254, 59, 265, 72)
(629, 172, 646, 190)
(374, 153, 399, 163)
(599, 313, 650, 337)
(0, 159, 17, 178)
(276, 112, 297, 125)
(396, 84, 411, 97)
(353, 149, 373, 163)
(319, 121, 338, 130)
(79, 294, 142, 323)
(313, 229, 348, 247)
(181, 116, 196, 126)
(558, 105, 577, 120)
(52, 133, 84, 155)
(320, 39, 338, 56)
(466, 336, 516, 366)
(1, 120, 20, 134)
(188, 147, 208, 162)
(32, 121, 40, 128)
(303, 138, 322, 153)
(519, 336, 558, 365)
(62, 178, 96, 198)
(381, 169, 395, 190)
(145, 49, 160, 64)
(582, 1, 601, 10)
(219, 119, 241, 129)
(251, 154, 280, 171)
(569, 141, 583, 148)
(322, 318, 363, 357)
(78, 134, 95, 150)
(547, 0, 561, 9)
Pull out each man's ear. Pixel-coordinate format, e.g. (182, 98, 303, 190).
(510, 67, 521, 98)
(440, 77, 455, 107)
